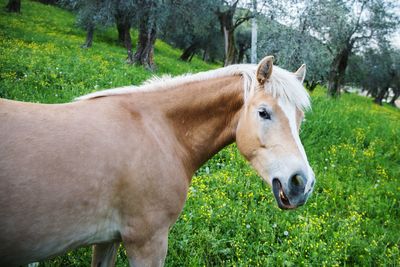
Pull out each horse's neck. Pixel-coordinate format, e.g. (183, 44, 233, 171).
(147, 76, 244, 176)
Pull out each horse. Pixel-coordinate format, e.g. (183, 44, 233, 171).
(0, 56, 315, 266)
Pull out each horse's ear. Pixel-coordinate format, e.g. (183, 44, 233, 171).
(256, 56, 274, 85)
(294, 64, 306, 83)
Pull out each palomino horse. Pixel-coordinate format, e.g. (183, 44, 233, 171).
(0, 56, 315, 266)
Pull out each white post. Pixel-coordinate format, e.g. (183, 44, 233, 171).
(251, 0, 257, 64)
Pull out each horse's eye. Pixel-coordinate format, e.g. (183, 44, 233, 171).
(258, 109, 271, 120)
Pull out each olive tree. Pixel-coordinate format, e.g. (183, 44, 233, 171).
(159, 0, 223, 62)
(215, 0, 254, 66)
(304, 0, 399, 97)
(257, 17, 331, 90)
(59, 0, 131, 49)
(358, 46, 399, 105)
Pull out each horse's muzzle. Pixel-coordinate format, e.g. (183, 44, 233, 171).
(272, 174, 311, 210)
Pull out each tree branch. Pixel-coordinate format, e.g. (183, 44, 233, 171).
(349, 0, 367, 39)
(234, 14, 254, 29)
(232, 0, 240, 10)
(351, 29, 374, 44)
(233, 9, 255, 29)
(325, 43, 334, 55)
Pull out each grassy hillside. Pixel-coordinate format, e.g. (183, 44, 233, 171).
(0, 0, 216, 103)
(1, 1, 399, 266)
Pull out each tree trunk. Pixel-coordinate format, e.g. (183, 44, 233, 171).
(132, 17, 156, 70)
(366, 88, 374, 97)
(6, 0, 20, 12)
(81, 24, 94, 48)
(375, 71, 396, 105)
(224, 28, 236, 65)
(189, 53, 195, 62)
(114, 10, 134, 63)
(216, 4, 237, 66)
(373, 87, 388, 105)
(237, 47, 245, 63)
(124, 24, 134, 64)
(216, 1, 253, 66)
(328, 46, 351, 97)
(218, 20, 236, 66)
(237, 43, 249, 63)
(131, 0, 157, 70)
(180, 43, 198, 62)
(305, 80, 319, 92)
(383, 89, 390, 101)
(115, 11, 133, 51)
(116, 21, 126, 45)
(202, 49, 209, 62)
(327, 64, 341, 97)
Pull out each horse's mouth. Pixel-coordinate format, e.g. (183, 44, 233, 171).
(272, 179, 296, 210)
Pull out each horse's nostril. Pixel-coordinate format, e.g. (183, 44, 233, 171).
(289, 174, 305, 188)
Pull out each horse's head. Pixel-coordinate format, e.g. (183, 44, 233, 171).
(236, 56, 315, 210)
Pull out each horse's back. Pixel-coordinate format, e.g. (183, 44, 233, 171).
(0, 96, 188, 265)
(0, 98, 132, 265)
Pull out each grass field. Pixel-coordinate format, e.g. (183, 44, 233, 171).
(1, 1, 399, 266)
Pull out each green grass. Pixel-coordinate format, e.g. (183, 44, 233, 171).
(0, 0, 216, 103)
(1, 1, 399, 266)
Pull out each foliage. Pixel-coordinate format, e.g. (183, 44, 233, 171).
(303, 0, 398, 56)
(257, 18, 331, 84)
(235, 24, 251, 63)
(58, 0, 117, 29)
(302, 0, 399, 96)
(1, 1, 399, 266)
(360, 47, 395, 94)
(346, 43, 400, 105)
(159, 0, 223, 62)
(56, 0, 399, 92)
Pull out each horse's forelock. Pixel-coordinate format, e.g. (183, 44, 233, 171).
(264, 66, 311, 111)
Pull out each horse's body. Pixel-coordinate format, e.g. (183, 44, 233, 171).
(0, 57, 315, 266)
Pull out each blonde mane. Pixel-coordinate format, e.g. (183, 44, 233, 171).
(77, 64, 310, 111)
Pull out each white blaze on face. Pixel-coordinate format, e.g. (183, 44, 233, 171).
(277, 98, 315, 193)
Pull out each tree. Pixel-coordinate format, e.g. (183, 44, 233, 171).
(215, 0, 253, 66)
(60, 0, 116, 48)
(389, 48, 400, 106)
(371, 49, 395, 105)
(348, 44, 399, 105)
(371, 47, 400, 105)
(160, 0, 223, 62)
(257, 16, 331, 90)
(389, 50, 400, 106)
(114, 0, 137, 61)
(305, 0, 399, 97)
(60, 0, 138, 64)
(236, 27, 251, 63)
(131, 0, 159, 69)
(5, 0, 20, 12)
(389, 87, 400, 106)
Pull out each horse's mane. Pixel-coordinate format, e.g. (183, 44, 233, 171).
(76, 64, 310, 111)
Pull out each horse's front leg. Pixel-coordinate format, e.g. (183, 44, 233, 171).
(91, 242, 120, 267)
(123, 226, 169, 267)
